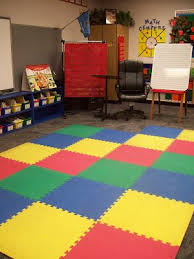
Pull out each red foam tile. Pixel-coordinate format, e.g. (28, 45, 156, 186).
(167, 139, 194, 156)
(63, 223, 179, 259)
(105, 145, 162, 167)
(0, 157, 29, 180)
(36, 150, 99, 176)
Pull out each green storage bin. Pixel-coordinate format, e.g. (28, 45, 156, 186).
(23, 117, 32, 126)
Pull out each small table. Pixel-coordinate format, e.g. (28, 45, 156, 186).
(91, 74, 119, 120)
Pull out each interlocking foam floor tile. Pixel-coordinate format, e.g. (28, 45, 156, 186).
(0, 166, 71, 200)
(64, 222, 179, 259)
(36, 150, 99, 176)
(90, 128, 135, 143)
(0, 143, 59, 164)
(131, 168, 194, 204)
(125, 134, 174, 151)
(0, 202, 94, 259)
(140, 126, 182, 139)
(65, 138, 120, 158)
(55, 124, 103, 138)
(42, 177, 125, 220)
(152, 152, 194, 176)
(100, 189, 194, 246)
(0, 188, 32, 225)
(167, 139, 194, 156)
(177, 129, 194, 142)
(30, 133, 82, 149)
(0, 157, 29, 180)
(78, 158, 146, 189)
(106, 145, 162, 167)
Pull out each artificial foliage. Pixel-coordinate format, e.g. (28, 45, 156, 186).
(169, 16, 194, 44)
(89, 9, 135, 26)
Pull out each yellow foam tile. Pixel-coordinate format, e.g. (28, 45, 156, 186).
(65, 138, 120, 157)
(0, 143, 59, 164)
(124, 134, 174, 151)
(100, 189, 194, 246)
(177, 129, 194, 142)
(0, 202, 94, 259)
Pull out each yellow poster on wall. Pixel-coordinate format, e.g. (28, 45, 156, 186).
(138, 19, 166, 57)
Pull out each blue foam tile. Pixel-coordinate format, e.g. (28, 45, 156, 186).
(131, 168, 194, 204)
(0, 188, 32, 224)
(30, 133, 82, 149)
(42, 177, 125, 220)
(90, 128, 135, 143)
(140, 126, 182, 139)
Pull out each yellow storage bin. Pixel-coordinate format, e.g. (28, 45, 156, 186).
(47, 96, 55, 104)
(13, 118, 24, 129)
(11, 103, 22, 113)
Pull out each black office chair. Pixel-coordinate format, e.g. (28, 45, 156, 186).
(113, 60, 148, 120)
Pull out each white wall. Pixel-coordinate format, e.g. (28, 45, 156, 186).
(101, 0, 194, 63)
(0, 0, 98, 41)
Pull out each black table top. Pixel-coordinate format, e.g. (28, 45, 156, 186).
(91, 74, 120, 79)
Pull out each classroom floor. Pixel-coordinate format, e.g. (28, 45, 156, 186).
(0, 102, 194, 259)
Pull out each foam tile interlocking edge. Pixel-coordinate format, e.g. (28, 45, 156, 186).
(100, 189, 194, 246)
(0, 202, 95, 259)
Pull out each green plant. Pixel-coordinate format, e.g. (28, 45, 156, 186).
(169, 16, 193, 43)
(89, 8, 105, 25)
(116, 11, 135, 26)
(89, 9, 135, 26)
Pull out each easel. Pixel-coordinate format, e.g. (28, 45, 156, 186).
(150, 89, 188, 123)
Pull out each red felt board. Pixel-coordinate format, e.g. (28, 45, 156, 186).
(64, 43, 107, 97)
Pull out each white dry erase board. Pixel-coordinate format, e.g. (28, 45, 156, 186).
(0, 17, 14, 91)
(151, 44, 193, 91)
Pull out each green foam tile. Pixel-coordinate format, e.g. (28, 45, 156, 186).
(78, 158, 147, 189)
(152, 152, 194, 176)
(55, 124, 103, 138)
(0, 166, 71, 200)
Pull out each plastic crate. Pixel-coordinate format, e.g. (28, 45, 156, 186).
(23, 117, 32, 126)
(55, 95, 62, 102)
(22, 102, 30, 110)
(13, 119, 24, 130)
(40, 98, 47, 106)
(34, 99, 40, 108)
(47, 96, 55, 104)
(11, 103, 22, 113)
(1, 107, 11, 116)
(0, 125, 3, 135)
(3, 123, 14, 133)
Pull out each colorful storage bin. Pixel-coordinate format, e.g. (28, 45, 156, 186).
(1, 106, 11, 116)
(0, 125, 3, 135)
(22, 102, 30, 110)
(47, 96, 55, 104)
(55, 94, 62, 102)
(3, 123, 14, 133)
(23, 117, 32, 126)
(34, 99, 40, 108)
(40, 98, 47, 106)
(11, 103, 22, 113)
(13, 118, 24, 130)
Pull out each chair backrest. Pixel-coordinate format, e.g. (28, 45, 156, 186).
(119, 60, 144, 94)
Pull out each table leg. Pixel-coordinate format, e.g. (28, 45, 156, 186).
(150, 92, 155, 120)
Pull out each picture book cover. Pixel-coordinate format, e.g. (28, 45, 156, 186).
(25, 64, 57, 92)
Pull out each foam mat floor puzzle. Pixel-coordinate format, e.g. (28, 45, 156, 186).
(0, 124, 194, 259)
